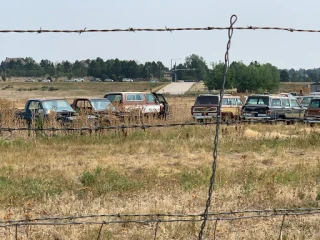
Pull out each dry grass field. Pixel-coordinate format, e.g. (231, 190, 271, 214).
(0, 85, 319, 239)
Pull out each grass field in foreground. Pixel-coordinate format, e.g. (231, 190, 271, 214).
(0, 119, 319, 238)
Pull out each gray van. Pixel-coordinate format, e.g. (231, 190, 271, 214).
(241, 95, 304, 120)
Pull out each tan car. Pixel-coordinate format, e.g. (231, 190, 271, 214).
(220, 95, 243, 119)
(103, 92, 169, 118)
(191, 94, 243, 121)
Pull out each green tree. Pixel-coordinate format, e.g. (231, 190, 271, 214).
(280, 69, 289, 82)
(205, 62, 234, 90)
(184, 54, 209, 81)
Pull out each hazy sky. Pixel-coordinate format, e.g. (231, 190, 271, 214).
(1, 0, 320, 70)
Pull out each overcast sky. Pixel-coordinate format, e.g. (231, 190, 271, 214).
(1, 0, 320, 70)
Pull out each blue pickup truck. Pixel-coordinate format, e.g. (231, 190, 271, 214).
(17, 98, 95, 127)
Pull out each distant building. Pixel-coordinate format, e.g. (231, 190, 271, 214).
(163, 71, 172, 80)
(2, 57, 27, 66)
(310, 82, 320, 92)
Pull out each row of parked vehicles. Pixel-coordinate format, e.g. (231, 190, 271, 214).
(191, 93, 320, 123)
(17, 92, 169, 127)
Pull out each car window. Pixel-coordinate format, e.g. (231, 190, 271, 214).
(126, 94, 143, 101)
(28, 101, 40, 110)
(236, 98, 243, 105)
(271, 99, 281, 106)
(146, 94, 155, 102)
(246, 97, 269, 105)
(105, 94, 122, 103)
(310, 99, 320, 108)
(301, 97, 312, 106)
(290, 99, 300, 107)
(76, 100, 90, 108)
(91, 99, 114, 110)
(195, 96, 219, 104)
(42, 100, 73, 112)
(221, 98, 228, 105)
(281, 99, 290, 107)
(229, 98, 236, 105)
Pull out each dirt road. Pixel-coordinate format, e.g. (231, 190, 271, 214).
(157, 82, 195, 94)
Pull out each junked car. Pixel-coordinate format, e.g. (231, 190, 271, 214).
(103, 92, 169, 118)
(304, 98, 320, 123)
(300, 95, 320, 109)
(241, 94, 304, 120)
(71, 97, 118, 125)
(191, 94, 243, 121)
(17, 98, 97, 127)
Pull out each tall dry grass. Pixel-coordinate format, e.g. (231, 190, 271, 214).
(0, 97, 319, 239)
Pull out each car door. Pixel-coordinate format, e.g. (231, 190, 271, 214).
(152, 92, 169, 116)
(104, 94, 123, 111)
(281, 98, 291, 118)
(270, 98, 282, 119)
(235, 98, 243, 117)
(305, 99, 320, 120)
(26, 100, 42, 120)
(290, 99, 303, 119)
(228, 98, 238, 117)
(75, 99, 93, 114)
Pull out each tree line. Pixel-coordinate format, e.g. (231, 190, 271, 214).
(1, 54, 316, 92)
(205, 61, 280, 93)
(280, 68, 320, 82)
(0, 57, 170, 81)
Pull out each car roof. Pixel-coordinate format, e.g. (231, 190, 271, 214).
(75, 97, 110, 100)
(105, 92, 151, 95)
(27, 98, 68, 101)
(196, 94, 239, 97)
(249, 94, 292, 99)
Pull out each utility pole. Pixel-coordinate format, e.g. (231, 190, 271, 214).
(170, 58, 180, 82)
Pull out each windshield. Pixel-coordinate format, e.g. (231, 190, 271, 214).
(90, 99, 114, 111)
(310, 99, 320, 108)
(246, 96, 269, 105)
(42, 100, 74, 112)
(195, 96, 219, 104)
(301, 97, 313, 106)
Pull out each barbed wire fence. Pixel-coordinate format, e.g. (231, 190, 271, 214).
(1, 26, 320, 34)
(0, 118, 314, 133)
(2, 208, 320, 239)
(1, 14, 320, 239)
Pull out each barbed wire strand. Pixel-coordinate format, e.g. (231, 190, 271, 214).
(1, 207, 319, 224)
(1, 210, 320, 228)
(0, 118, 310, 133)
(1, 26, 320, 34)
(198, 14, 237, 240)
